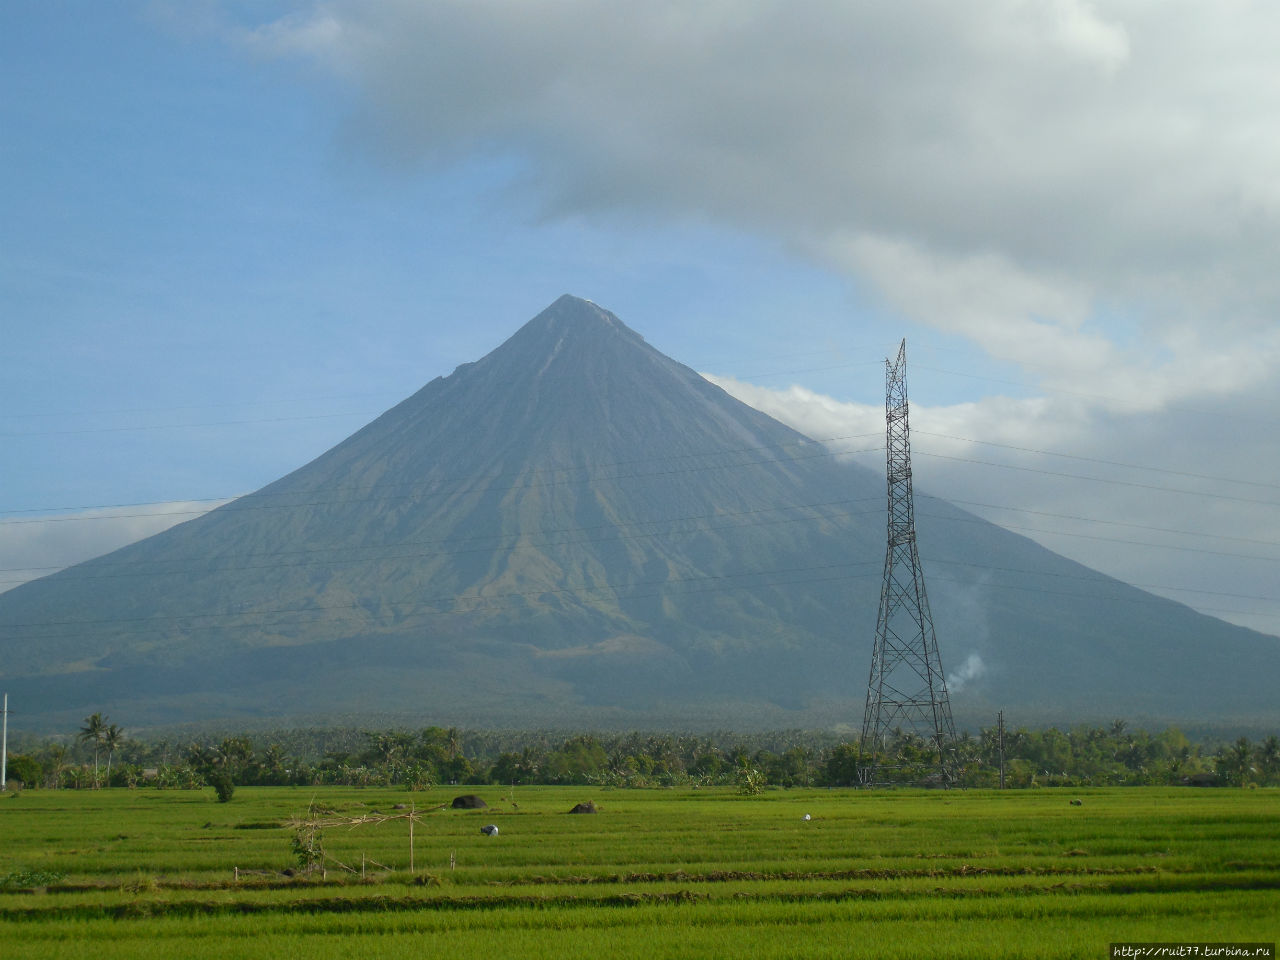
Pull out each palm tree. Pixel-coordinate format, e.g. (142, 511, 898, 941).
(214, 737, 254, 780)
(1257, 735, 1280, 786)
(447, 727, 461, 762)
(102, 724, 123, 786)
(260, 744, 288, 785)
(44, 744, 68, 789)
(1218, 737, 1254, 787)
(78, 713, 107, 787)
(187, 743, 216, 773)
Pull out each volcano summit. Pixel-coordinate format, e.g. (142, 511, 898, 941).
(2, 296, 1277, 731)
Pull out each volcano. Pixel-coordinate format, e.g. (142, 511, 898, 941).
(2, 295, 1277, 731)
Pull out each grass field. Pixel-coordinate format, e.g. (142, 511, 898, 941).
(1, 785, 1275, 958)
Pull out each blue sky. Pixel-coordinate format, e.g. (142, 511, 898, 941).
(4, 1, 1280, 639)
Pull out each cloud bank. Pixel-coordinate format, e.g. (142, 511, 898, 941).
(240, 0, 1280, 407)
(704, 370, 1280, 637)
(0, 501, 226, 594)
(219, 0, 1280, 636)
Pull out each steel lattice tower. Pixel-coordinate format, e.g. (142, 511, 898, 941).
(860, 340, 955, 779)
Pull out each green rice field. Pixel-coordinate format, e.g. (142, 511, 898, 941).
(1, 786, 1275, 958)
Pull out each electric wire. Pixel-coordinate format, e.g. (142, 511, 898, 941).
(923, 496, 1280, 549)
(5, 427, 1278, 527)
(1, 439, 1277, 622)
(4, 374, 1280, 636)
(3, 500, 1275, 640)
(0, 432, 881, 520)
(922, 556, 1280, 607)
(9, 532, 1274, 646)
(913, 451, 1279, 508)
(916, 509, 1280, 565)
(921, 567, 1278, 622)
(0, 411, 377, 439)
(0, 499, 885, 585)
(912, 430, 1280, 493)
(0, 560, 883, 643)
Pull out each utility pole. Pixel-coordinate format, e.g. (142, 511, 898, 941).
(1, 694, 8, 791)
(860, 340, 956, 784)
(997, 710, 1006, 790)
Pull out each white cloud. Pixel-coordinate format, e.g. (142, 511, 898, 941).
(0, 501, 226, 594)
(204, 0, 1280, 635)
(701, 375, 882, 454)
(705, 372, 1280, 637)
(247, 10, 344, 57)
(823, 232, 1280, 414)
(233, 1, 1280, 412)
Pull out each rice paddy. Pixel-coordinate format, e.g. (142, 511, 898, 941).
(1, 786, 1275, 958)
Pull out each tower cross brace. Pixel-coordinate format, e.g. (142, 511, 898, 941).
(860, 340, 955, 779)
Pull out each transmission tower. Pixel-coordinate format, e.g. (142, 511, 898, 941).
(860, 340, 955, 783)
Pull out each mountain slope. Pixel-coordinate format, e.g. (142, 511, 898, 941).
(2, 295, 1277, 731)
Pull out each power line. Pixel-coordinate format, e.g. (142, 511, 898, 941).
(0, 433, 881, 522)
(4, 498, 1277, 612)
(921, 564, 1279, 622)
(917, 510, 1280, 564)
(3, 405, 1278, 636)
(912, 362, 1280, 427)
(0, 559, 883, 643)
(0, 391, 403, 422)
(924, 496, 1280, 549)
(923, 555, 1280, 607)
(8, 419, 1279, 526)
(913, 430, 1280, 493)
(7, 462, 1275, 585)
(4, 503, 1277, 642)
(3, 437, 1277, 624)
(0, 498, 237, 523)
(13, 539, 1274, 645)
(0, 411, 378, 439)
(911, 451, 1280, 508)
(0, 499, 884, 584)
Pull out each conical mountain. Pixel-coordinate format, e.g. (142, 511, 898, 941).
(2, 295, 1278, 731)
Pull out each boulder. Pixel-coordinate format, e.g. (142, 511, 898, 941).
(451, 795, 488, 810)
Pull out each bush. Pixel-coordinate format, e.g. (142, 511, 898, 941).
(736, 765, 766, 796)
(210, 771, 235, 803)
(6, 755, 42, 789)
(1, 870, 66, 890)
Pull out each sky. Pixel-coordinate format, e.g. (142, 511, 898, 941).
(3, 0, 1279, 639)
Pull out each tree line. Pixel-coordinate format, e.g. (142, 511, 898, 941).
(5, 717, 1279, 792)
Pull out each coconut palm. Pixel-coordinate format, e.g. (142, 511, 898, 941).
(78, 713, 107, 787)
(1257, 735, 1280, 785)
(43, 744, 68, 789)
(1217, 737, 1254, 787)
(260, 744, 288, 784)
(102, 724, 123, 786)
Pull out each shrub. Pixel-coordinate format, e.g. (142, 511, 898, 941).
(6, 755, 42, 789)
(210, 771, 235, 803)
(736, 765, 766, 796)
